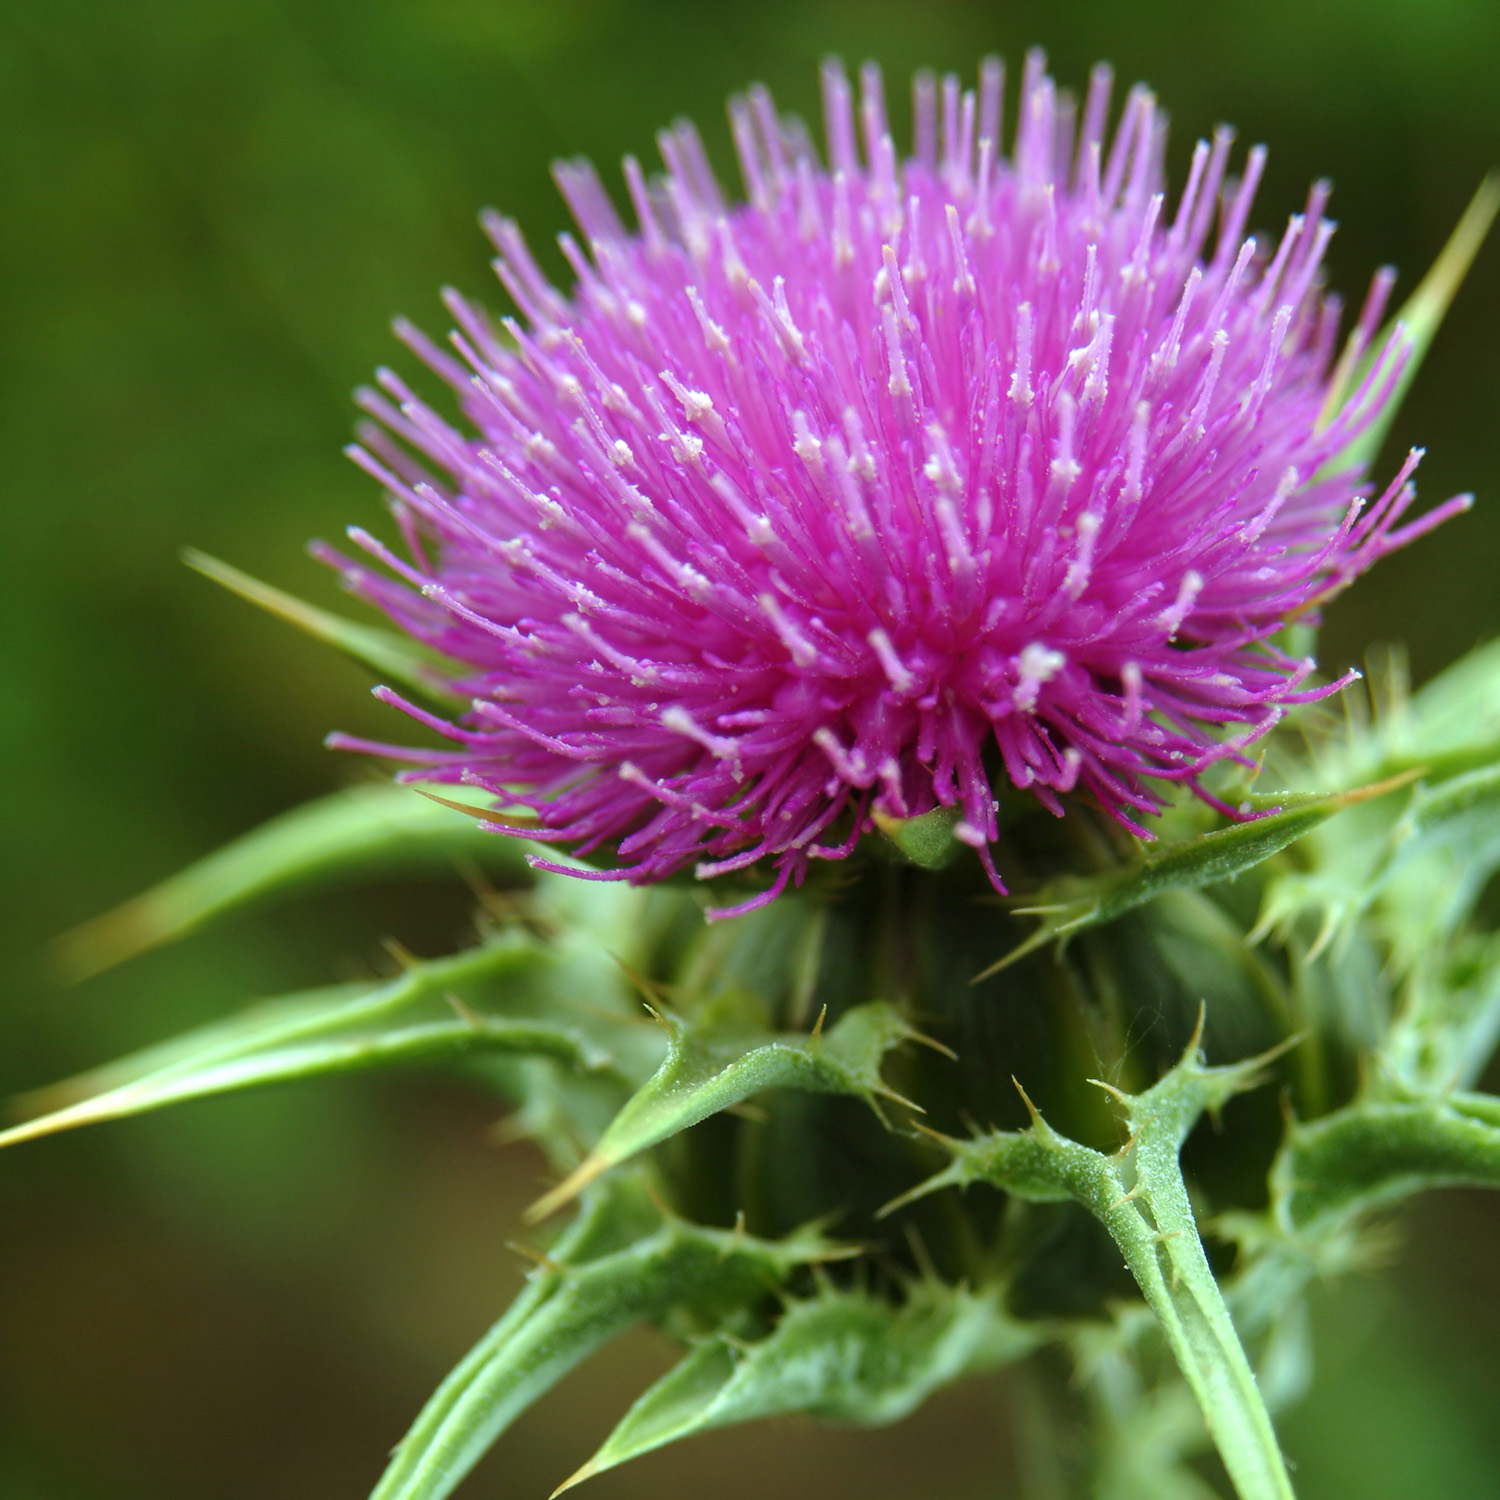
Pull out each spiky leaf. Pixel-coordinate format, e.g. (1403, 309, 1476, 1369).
(529, 996, 923, 1219)
(896, 1031, 1296, 1500)
(53, 781, 536, 981)
(371, 1181, 849, 1500)
(557, 1283, 1038, 1491)
(977, 782, 1409, 980)
(1273, 1096, 1500, 1236)
(0, 938, 634, 1149)
(185, 548, 467, 704)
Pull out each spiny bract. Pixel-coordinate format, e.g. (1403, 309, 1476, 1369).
(325, 52, 1464, 914)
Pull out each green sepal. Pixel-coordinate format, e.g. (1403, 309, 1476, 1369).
(370, 1175, 853, 1500)
(872, 805, 965, 869)
(1272, 1095, 1500, 1237)
(1, 936, 631, 1149)
(184, 548, 468, 706)
(53, 781, 534, 981)
(976, 782, 1406, 981)
(1382, 935, 1500, 1094)
(894, 1026, 1296, 1500)
(529, 995, 925, 1220)
(1374, 762, 1500, 966)
(1260, 757, 1500, 966)
(555, 1281, 1039, 1492)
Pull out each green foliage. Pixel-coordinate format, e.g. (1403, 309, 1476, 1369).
(0, 936, 623, 1150)
(897, 1029, 1297, 1500)
(52, 780, 532, 981)
(976, 785, 1386, 980)
(1330, 175, 1500, 476)
(1273, 1098, 1500, 1236)
(529, 995, 925, 1220)
(15, 629, 1500, 1500)
(370, 1175, 849, 1500)
(560, 1281, 1038, 1491)
(183, 549, 469, 708)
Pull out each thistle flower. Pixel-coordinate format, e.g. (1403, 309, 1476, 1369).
(326, 52, 1466, 914)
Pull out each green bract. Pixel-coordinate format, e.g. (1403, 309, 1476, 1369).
(11, 624, 1500, 1500)
(8, 168, 1498, 1500)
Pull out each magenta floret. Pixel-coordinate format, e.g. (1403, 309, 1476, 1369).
(326, 53, 1465, 915)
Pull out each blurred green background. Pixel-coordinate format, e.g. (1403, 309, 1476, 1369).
(3, 1, 1499, 1496)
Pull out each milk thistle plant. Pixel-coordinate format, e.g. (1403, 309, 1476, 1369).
(13, 52, 1500, 1500)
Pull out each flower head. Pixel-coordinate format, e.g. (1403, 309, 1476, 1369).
(326, 53, 1465, 914)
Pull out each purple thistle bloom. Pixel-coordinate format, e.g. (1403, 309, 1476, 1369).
(326, 52, 1467, 916)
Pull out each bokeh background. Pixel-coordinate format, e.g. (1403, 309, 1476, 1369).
(4, 1, 1500, 1496)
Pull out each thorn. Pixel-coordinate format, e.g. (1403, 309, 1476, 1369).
(453, 856, 513, 921)
(644, 1178, 677, 1222)
(906, 1026, 958, 1060)
(1012, 1075, 1046, 1129)
(1305, 906, 1340, 962)
(876, 1179, 940, 1219)
(1333, 764, 1427, 809)
(412, 784, 539, 831)
(1184, 1001, 1208, 1063)
(1087, 1076, 1131, 1105)
(806, 1240, 870, 1265)
(970, 928, 1049, 984)
(1115, 1130, 1140, 1160)
(1110, 1186, 1143, 1209)
(525, 1151, 614, 1223)
(1245, 907, 1274, 947)
(381, 936, 420, 971)
(611, 952, 672, 1009)
(811, 1003, 828, 1042)
(640, 1000, 676, 1032)
(716, 1208, 748, 1262)
(1252, 1031, 1306, 1070)
(909, 1118, 959, 1148)
(874, 1083, 925, 1115)
(549, 1457, 602, 1497)
(505, 1240, 562, 1272)
(903, 1221, 939, 1282)
(557, 993, 657, 1028)
(445, 992, 484, 1028)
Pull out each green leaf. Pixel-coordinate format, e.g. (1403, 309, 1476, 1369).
(1381, 936, 1500, 1094)
(370, 1181, 849, 1500)
(528, 996, 926, 1220)
(1329, 175, 1499, 475)
(184, 548, 467, 706)
(555, 1282, 1038, 1492)
(1272, 1097, 1500, 1237)
(2, 937, 626, 1148)
(976, 780, 1412, 981)
(1372, 637, 1500, 780)
(1374, 762, 1500, 966)
(894, 1027, 1297, 1500)
(53, 781, 535, 981)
